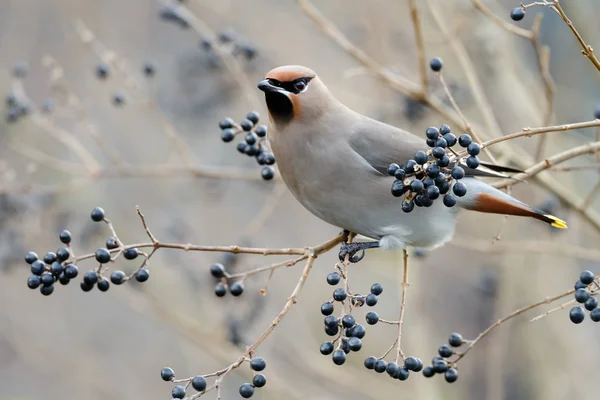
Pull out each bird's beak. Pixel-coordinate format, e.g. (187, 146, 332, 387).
(257, 79, 278, 93)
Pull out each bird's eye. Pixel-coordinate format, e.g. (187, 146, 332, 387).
(293, 80, 307, 92)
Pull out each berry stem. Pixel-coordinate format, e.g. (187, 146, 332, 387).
(394, 249, 410, 364)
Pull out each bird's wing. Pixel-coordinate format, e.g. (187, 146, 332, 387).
(347, 116, 515, 179)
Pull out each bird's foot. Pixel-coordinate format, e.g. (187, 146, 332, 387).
(338, 241, 380, 263)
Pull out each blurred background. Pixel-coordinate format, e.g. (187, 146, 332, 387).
(1, 0, 600, 399)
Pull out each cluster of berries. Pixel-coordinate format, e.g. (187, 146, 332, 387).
(24, 207, 149, 295)
(219, 112, 276, 180)
(363, 355, 423, 381)
(422, 332, 463, 382)
(4, 92, 30, 123)
(199, 29, 258, 64)
(94, 62, 156, 106)
(387, 125, 481, 212)
(569, 270, 600, 324)
(161, 358, 267, 399)
(210, 262, 245, 297)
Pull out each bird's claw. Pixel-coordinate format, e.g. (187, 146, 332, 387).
(339, 243, 366, 263)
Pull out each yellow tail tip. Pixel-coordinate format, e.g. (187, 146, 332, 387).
(545, 215, 568, 229)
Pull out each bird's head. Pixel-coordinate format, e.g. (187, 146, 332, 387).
(257, 65, 330, 126)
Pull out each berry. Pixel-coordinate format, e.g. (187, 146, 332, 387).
(321, 302, 334, 316)
(59, 230, 72, 244)
(332, 350, 346, 365)
(433, 359, 449, 373)
(50, 262, 64, 276)
(575, 288, 590, 303)
(172, 385, 186, 399)
(80, 281, 94, 292)
(430, 57, 443, 72)
(423, 177, 434, 188)
(426, 127, 440, 140)
(262, 153, 276, 165)
(364, 356, 377, 369)
(366, 311, 379, 325)
(366, 293, 378, 306)
(414, 151, 428, 165)
(510, 7, 525, 21)
(239, 383, 254, 398)
(56, 248, 70, 262)
(580, 270, 595, 285)
(591, 308, 600, 322)
(324, 315, 338, 329)
(245, 132, 258, 145)
(388, 163, 400, 176)
(327, 272, 341, 285)
(386, 362, 399, 377)
(438, 344, 453, 358)
(347, 324, 366, 339)
(432, 147, 445, 159)
(404, 159, 417, 174)
(135, 268, 150, 282)
(426, 139, 436, 148)
(467, 142, 481, 156)
(106, 237, 119, 249)
(453, 182, 467, 197)
(402, 200, 415, 213)
(97, 279, 110, 292)
(41, 272, 55, 287)
(426, 185, 440, 200)
(341, 339, 351, 354)
(325, 325, 339, 336)
(391, 180, 405, 197)
(110, 270, 126, 285)
(437, 155, 450, 167)
(250, 357, 266, 371)
(210, 263, 226, 278)
(229, 281, 244, 296)
(448, 332, 463, 347)
(466, 155, 480, 169)
(370, 283, 383, 295)
(58, 273, 70, 285)
(439, 124, 451, 134)
(25, 251, 38, 264)
(320, 342, 334, 355)
(40, 285, 54, 296)
(585, 296, 598, 311)
(342, 314, 356, 328)
(451, 166, 465, 180)
(112, 92, 126, 106)
(255, 125, 267, 137)
(221, 129, 235, 142)
(143, 62, 156, 76)
(575, 280, 588, 290)
(43, 252, 57, 264)
(191, 375, 207, 391)
(96, 64, 109, 78)
(31, 260, 46, 276)
(427, 164, 440, 178)
(438, 181, 450, 194)
(405, 357, 422, 372)
(348, 337, 362, 351)
(219, 117, 234, 129)
(435, 137, 448, 148)
(84, 270, 99, 285)
(333, 288, 347, 302)
(215, 283, 227, 297)
(91, 207, 105, 222)
(95, 248, 111, 263)
(123, 248, 138, 260)
(27, 275, 41, 289)
(423, 366, 435, 377)
(458, 134, 472, 148)
(443, 133, 457, 147)
(240, 119, 254, 131)
(445, 368, 459, 383)
(569, 306, 585, 324)
(374, 360, 387, 373)
(246, 111, 260, 124)
(252, 374, 267, 388)
(443, 194, 457, 208)
(237, 142, 249, 154)
(410, 179, 424, 193)
(261, 166, 275, 180)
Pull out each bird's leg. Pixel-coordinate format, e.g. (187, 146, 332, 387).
(338, 241, 380, 263)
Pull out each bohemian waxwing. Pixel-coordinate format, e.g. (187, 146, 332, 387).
(257, 65, 566, 260)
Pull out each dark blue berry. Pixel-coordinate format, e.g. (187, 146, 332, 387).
(388, 163, 400, 176)
(423, 177, 434, 188)
(342, 314, 356, 328)
(43, 252, 57, 264)
(467, 142, 481, 156)
(40, 285, 54, 296)
(394, 168, 406, 180)
(215, 283, 227, 297)
(451, 166, 465, 180)
(374, 360, 387, 373)
(435, 138, 448, 148)
(569, 306, 585, 324)
(246, 111, 260, 124)
(386, 362, 399, 377)
(240, 119, 254, 131)
(250, 357, 266, 371)
(237, 142, 249, 153)
(430, 57, 443, 72)
(210, 263, 225, 278)
(229, 281, 243, 296)
(97, 279, 110, 292)
(510, 7, 525, 21)
(402, 200, 414, 213)
(575, 288, 590, 303)
(25, 251, 38, 264)
(423, 366, 435, 377)
(437, 155, 450, 167)
(239, 383, 254, 398)
(575, 280, 588, 290)
(84, 270, 99, 285)
(439, 124, 451, 135)
(255, 125, 267, 137)
(366, 311, 379, 325)
(50, 262, 64, 276)
(580, 270, 595, 285)
(327, 272, 341, 285)
(438, 344, 453, 358)
(31, 260, 46, 276)
(433, 359, 449, 373)
(263, 153, 276, 165)
(80, 281, 94, 292)
(364, 356, 377, 369)
(445, 368, 459, 383)
(110, 270, 126, 285)
(252, 374, 267, 388)
(404, 356, 420, 371)
(192, 376, 207, 391)
(410, 179, 424, 193)
(404, 160, 417, 174)
(591, 308, 600, 322)
(41, 272, 55, 287)
(95, 248, 111, 263)
(348, 324, 366, 339)
(27, 275, 41, 289)
(466, 156, 480, 169)
(221, 129, 235, 142)
(414, 151, 428, 165)
(585, 297, 598, 311)
(370, 283, 383, 295)
(96, 64, 109, 78)
(391, 180, 405, 197)
(245, 132, 258, 145)
(426, 139, 436, 148)
(320, 342, 334, 355)
(332, 350, 346, 365)
(172, 385, 186, 399)
(448, 332, 463, 347)
(396, 367, 410, 381)
(443, 133, 457, 147)
(453, 182, 467, 197)
(426, 127, 440, 140)
(325, 325, 339, 336)
(595, 105, 600, 120)
(324, 315, 338, 329)
(458, 134, 472, 148)
(91, 207, 105, 222)
(106, 237, 119, 249)
(219, 117, 234, 129)
(432, 147, 445, 159)
(366, 293, 378, 306)
(348, 337, 362, 351)
(333, 288, 347, 301)
(427, 164, 440, 178)
(321, 302, 334, 316)
(59, 230, 72, 244)
(135, 268, 150, 283)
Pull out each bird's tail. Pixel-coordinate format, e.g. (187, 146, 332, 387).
(460, 178, 568, 229)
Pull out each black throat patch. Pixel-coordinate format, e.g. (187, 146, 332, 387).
(265, 92, 293, 124)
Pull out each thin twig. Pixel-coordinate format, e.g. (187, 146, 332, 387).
(408, 0, 428, 94)
(394, 249, 409, 364)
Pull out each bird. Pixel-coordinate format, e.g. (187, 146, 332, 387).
(256, 65, 567, 261)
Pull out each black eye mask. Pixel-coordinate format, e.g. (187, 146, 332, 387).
(267, 77, 313, 95)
